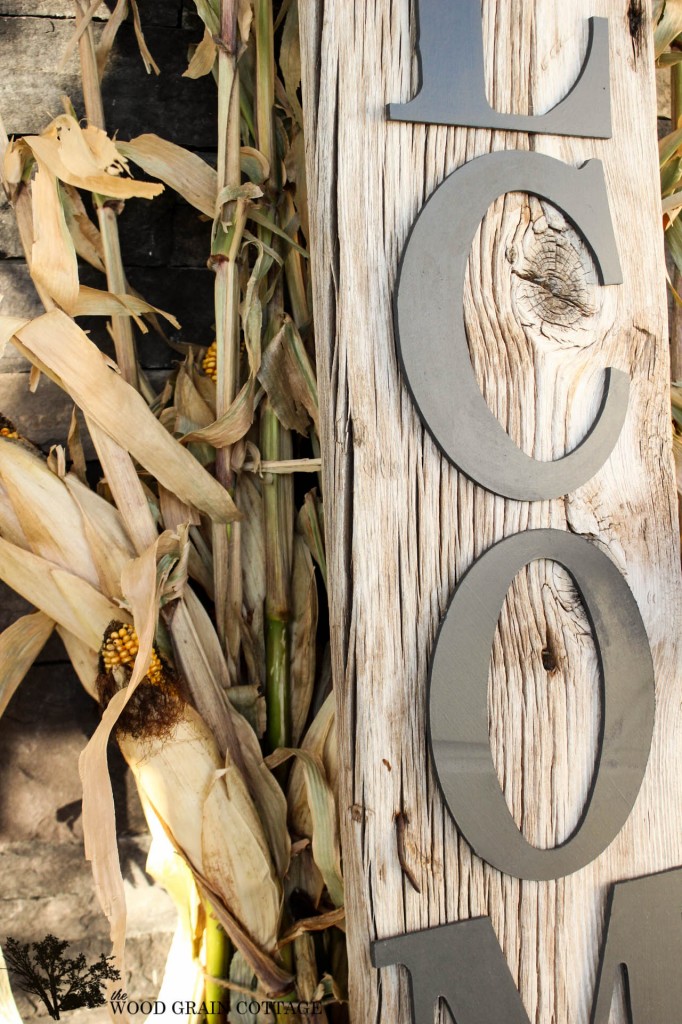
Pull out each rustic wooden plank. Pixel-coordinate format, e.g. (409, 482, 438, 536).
(0, 17, 216, 144)
(299, 1, 682, 1022)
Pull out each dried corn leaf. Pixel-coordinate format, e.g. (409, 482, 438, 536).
(167, 588, 245, 766)
(159, 485, 201, 531)
(118, 135, 217, 217)
(287, 693, 337, 835)
(258, 320, 318, 434)
(26, 117, 163, 200)
(201, 762, 281, 951)
(6, 311, 239, 523)
(88, 422, 158, 555)
(0, 477, 29, 549)
(281, 907, 346, 946)
(655, 0, 682, 56)
(96, 0, 128, 76)
(286, 131, 309, 244)
(175, 362, 215, 430)
(228, 953, 269, 1024)
(247, 208, 307, 255)
(2, 136, 28, 190)
(0, 611, 54, 719)
(30, 161, 79, 312)
(0, 537, 125, 649)
(237, 0, 253, 40)
(196, 878, 293, 996)
(56, 626, 99, 699)
(184, 28, 217, 79)
(58, 0, 105, 72)
(290, 536, 318, 746)
(285, 844, 324, 910)
(191, 0, 219, 36)
(268, 740, 343, 908)
(228, 710, 291, 880)
(64, 474, 136, 599)
(241, 147, 270, 185)
(297, 489, 326, 588)
(73, 285, 180, 329)
(129, 0, 160, 75)
(0, 438, 100, 586)
(226, 684, 265, 733)
(238, 475, 266, 685)
(67, 406, 88, 483)
(280, 1, 303, 130)
(80, 531, 180, 971)
(181, 378, 259, 447)
(0, 317, 30, 361)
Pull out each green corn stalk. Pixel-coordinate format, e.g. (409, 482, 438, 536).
(211, 0, 243, 667)
(254, 0, 294, 756)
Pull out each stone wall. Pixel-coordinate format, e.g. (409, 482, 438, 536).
(0, 3, 218, 1014)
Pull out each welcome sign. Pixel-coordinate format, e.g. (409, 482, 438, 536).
(300, 0, 682, 1021)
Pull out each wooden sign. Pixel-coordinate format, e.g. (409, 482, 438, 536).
(299, 0, 682, 1021)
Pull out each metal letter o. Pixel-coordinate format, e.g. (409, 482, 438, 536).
(429, 529, 655, 881)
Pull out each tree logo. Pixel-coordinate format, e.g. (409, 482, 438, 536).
(3, 934, 120, 1020)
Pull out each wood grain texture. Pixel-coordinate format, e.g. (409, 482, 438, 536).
(298, 1, 682, 1021)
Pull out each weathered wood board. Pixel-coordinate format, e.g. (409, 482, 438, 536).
(299, 1, 682, 1021)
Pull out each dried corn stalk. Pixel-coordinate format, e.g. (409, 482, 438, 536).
(0, 1, 345, 1020)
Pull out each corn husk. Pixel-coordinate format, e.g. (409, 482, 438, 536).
(119, 702, 281, 952)
(268, 696, 343, 909)
(24, 115, 163, 201)
(0, 536, 125, 649)
(0, 437, 100, 585)
(184, 28, 218, 79)
(0, 612, 54, 719)
(118, 135, 217, 217)
(2, 311, 240, 523)
(79, 530, 187, 969)
(30, 159, 79, 312)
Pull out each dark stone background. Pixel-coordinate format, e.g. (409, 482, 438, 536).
(0, 3, 219, 1014)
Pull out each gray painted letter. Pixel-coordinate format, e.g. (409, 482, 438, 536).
(371, 918, 531, 1024)
(388, 0, 611, 138)
(396, 151, 627, 500)
(591, 868, 682, 1023)
(429, 530, 654, 880)
(371, 870, 682, 1024)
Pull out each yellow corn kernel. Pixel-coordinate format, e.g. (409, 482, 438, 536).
(101, 622, 164, 685)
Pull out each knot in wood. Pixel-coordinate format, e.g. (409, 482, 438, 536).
(512, 230, 594, 329)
